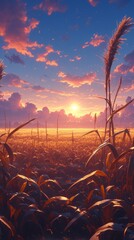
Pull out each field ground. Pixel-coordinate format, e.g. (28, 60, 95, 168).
(1, 127, 134, 141)
(0, 127, 134, 239)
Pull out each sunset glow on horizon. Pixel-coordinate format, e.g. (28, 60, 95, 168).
(70, 103, 79, 115)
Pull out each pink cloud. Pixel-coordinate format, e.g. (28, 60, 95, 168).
(2, 72, 73, 97)
(34, 0, 67, 15)
(130, 66, 134, 73)
(0, 1, 43, 57)
(75, 56, 81, 60)
(1, 90, 14, 99)
(36, 55, 47, 63)
(36, 45, 59, 66)
(8, 92, 22, 110)
(44, 45, 55, 56)
(124, 50, 134, 65)
(69, 56, 81, 62)
(88, 0, 99, 7)
(69, 59, 75, 62)
(0, 92, 134, 128)
(123, 84, 134, 92)
(31, 85, 74, 96)
(46, 60, 58, 66)
(58, 72, 67, 78)
(2, 74, 29, 88)
(113, 50, 134, 91)
(82, 41, 90, 49)
(59, 73, 97, 87)
(25, 18, 40, 34)
(88, 0, 130, 7)
(90, 34, 105, 46)
(114, 63, 134, 74)
(82, 34, 105, 48)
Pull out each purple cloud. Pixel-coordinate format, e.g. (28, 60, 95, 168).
(34, 0, 67, 15)
(2, 74, 29, 88)
(109, 0, 131, 7)
(0, 92, 133, 128)
(88, 0, 99, 7)
(5, 54, 25, 65)
(124, 50, 134, 65)
(0, 0, 42, 57)
(59, 72, 97, 87)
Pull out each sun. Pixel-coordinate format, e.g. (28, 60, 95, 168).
(70, 103, 79, 112)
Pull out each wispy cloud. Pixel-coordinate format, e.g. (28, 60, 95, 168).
(0, 1, 43, 57)
(2, 74, 29, 88)
(69, 56, 81, 62)
(88, 0, 130, 7)
(109, 0, 131, 7)
(124, 50, 134, 65)
(34, 0, 67, 15)
(82, 34, 105, 48)
(24, 18, 39, 34)
(113, 50, 134, 92)
(31, 85, 45, 92)
(5, 54, 25, 65)
(58, 72, 67, 78)
(31, 85, 74, 96)
(114, 50, 134, 75)
(2, 73, 74, 97)
(36, 45, 59, 66)
(114, 63, 130, 74)
(123, 84, 134, 92)
(88, 0, 99, 7)
(45, 60, 58, 66)
(59, 72, 97, 87)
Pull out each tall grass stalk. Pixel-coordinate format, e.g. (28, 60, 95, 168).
(3, 110, 7, 132)
(45, 120, 48, 144)
(72, 131, 74, 151)
(37, 120, 39, 143)
(0, 61, 5, 81)
(104, 17, 133, 144)
(56, 114, 59, 146)
(94, 113, 97, 129)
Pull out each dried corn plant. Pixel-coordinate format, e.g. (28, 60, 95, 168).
(0, 60, 5, 81)
(104, 17, 133, 144)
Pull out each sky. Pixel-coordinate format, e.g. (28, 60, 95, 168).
(0, 0, 134, 127)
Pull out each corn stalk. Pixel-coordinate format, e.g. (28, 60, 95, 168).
(104, 17, 133, 145)
(0, 61, 5, 81)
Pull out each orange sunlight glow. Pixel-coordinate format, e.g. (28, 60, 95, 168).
(70, 103, 79, 113)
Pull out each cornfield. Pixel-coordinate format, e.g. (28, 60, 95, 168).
(0, 17, 134, 240)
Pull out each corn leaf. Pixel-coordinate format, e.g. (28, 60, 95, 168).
(2, 143, 14, 164)
(44, 196, 69, 208)
(110, 146, 134, 170)
(6, 118, 36, 142)
(86, 142, 119, 167)
(68, 170, 107, 192)
(107, 98, 134, 123)
(64, 210, 87, 232)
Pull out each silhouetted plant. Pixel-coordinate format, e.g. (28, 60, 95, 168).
(104, 16, 133, 144)
(0, 60, 5, 81)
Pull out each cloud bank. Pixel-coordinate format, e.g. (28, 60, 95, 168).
(0, 92, 133, 128)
